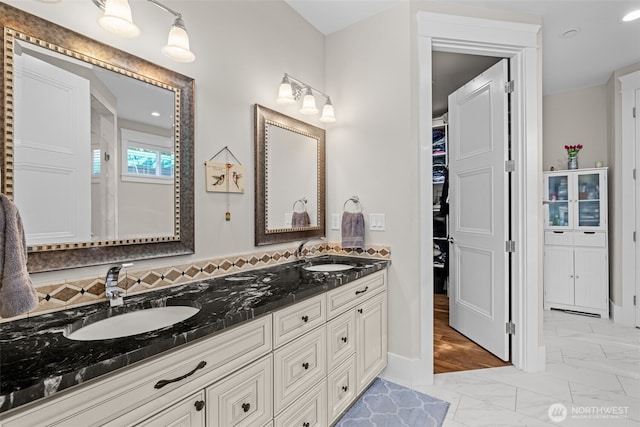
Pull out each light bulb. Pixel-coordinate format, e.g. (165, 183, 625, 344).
(162, 17, 195, 63)
(299, 87, 318, 115)
(623, 9, 640, 22)
(98, 0, 140, 38)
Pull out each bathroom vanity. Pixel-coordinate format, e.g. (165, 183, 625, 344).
(0, 256, 388, 426)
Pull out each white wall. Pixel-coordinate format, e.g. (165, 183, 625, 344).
(543, 85, 609, 171)
(326, 4, 417, 361)
(5, 0, 327, 285)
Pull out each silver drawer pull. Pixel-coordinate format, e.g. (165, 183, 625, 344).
(154, 360, 207, 389)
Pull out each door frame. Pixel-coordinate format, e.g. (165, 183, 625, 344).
(417, 12, 544, 380)
(619, 70, 640, 327)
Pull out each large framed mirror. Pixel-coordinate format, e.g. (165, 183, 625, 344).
(1, 4, 195, 273)
(254, 105, 325, 246)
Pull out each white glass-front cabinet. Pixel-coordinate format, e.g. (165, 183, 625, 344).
(543, 168, 609, 318)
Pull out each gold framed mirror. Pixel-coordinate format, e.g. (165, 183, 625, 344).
(1, 4, 195, 272)
(254, 104, 325, 246)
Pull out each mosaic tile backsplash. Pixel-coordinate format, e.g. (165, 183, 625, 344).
(9, 243, 390, 320)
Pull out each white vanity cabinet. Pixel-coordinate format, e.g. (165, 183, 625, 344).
(0, 269, 388, 427)
(543, 168, 609, 318)
(326, 270, 387, 424)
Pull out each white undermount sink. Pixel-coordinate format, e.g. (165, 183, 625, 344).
(65, 306, 200, 341)
(303, 264, 354, 272)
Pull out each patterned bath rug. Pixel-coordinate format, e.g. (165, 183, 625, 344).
(335, 378, 450, 427)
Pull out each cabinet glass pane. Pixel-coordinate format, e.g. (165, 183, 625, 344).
(548, 176, 569, 201)
(548, 202, 569, 227)
(577, 173, 601, 227)
(578, 201, 600, 227)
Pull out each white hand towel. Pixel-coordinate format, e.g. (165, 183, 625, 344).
(0, 193, 38, 318)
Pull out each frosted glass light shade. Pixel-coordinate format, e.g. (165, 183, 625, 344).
(319, 99, 336, 122)
(98, 0, 140, 38)
(299, 87, 318, 115)
(162, 19, 195, 63)
(277, 80, 295, 104)
(623, 9, 640, 21)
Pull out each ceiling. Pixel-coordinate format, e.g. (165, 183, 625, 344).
(286, 0, 640, 115)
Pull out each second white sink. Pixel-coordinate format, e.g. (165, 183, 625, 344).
(304, 264, 354, 272)
(66, 306, 199, 341)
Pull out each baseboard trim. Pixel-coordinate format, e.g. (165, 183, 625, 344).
(610, 301, 623, 324)
(380, 352, 433, 388)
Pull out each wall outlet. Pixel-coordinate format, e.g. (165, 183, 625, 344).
(331, 213, 341, 230)
(369, 213, 385, 231)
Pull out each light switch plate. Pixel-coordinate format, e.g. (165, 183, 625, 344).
(331, 213, 341, 230)
(369, 213, 385, 231)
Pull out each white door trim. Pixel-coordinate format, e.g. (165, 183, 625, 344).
(415, 11, 543, 383)
(619, 70, 640, 327)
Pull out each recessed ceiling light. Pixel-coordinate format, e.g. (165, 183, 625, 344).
(560, 28, 580, 39)
(151, 111, 160, 117)
(623, 9, 640, 22)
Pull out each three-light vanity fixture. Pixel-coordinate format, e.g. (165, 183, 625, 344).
(277, 74, 336, 123)
(92, 0, 196, 62)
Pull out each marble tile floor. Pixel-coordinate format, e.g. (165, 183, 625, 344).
(414, 309, 640, 426)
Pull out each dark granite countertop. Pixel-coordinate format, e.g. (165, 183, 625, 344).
(0, 255, 389, 414)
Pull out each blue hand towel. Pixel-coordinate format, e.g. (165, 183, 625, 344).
(0, 193, 38, 318)
(341, 212, 365, 249)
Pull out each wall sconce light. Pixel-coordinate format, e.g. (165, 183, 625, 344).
(92, 0, 196, 63)
(276, 73, 336, 123)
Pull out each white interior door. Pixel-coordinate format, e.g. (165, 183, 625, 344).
(635, 88, 640, 329)
(13, 50, 91, 245)
(448, 59, 510, 360)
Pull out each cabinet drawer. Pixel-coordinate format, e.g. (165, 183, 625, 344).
(574, 232, 606, 247)
(327, 270, 386, 319)
(134, 391, 205, 427)
(327, 355, 356, 425)
(31, 316, 273, 427)
(206, 355, 273, 427)
(273, 294, 325, 348)
(273, 326, 326, 414)
(326, 310, 356, 372)
(274, 379, 327, 427)
(544, 231, 573, 246)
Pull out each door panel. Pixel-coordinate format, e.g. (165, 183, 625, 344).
(14, 51, 91, 245)
(448, 59, 510, 361)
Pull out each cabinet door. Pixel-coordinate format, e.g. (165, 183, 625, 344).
(575, 170, 607, 231)
(574, 247, 608, 310)
(135, 391, 205, 427)
(326, 310, 356, 372)
(543, 245, 574, 305)
(206, 355, 273, 427)
(544, 172, 572, 229)
(356, 292, 387, 394)
(327, 355, 356, 425)
(274, 380, 327, 427)
(273, 326, 326, 414)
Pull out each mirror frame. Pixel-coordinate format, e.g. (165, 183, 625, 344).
(0, 4, 195, 273)
(254, 104, 325, 246)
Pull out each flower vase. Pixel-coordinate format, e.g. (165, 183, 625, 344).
(568, 155, 578, 170)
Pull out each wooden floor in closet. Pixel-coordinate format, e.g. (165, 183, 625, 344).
(434, 293, 511, 374)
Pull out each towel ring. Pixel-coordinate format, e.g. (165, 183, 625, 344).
(343, 196, 362, 213)
(292, 197, 308, 213)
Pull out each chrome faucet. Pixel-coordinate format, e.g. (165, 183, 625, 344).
(296, 237, 324, 261)
(105, 263, 133, 307)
